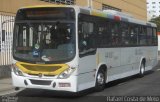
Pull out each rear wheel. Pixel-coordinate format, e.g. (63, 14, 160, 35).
(95, 69, 106, 92)
(139, 62, 145, 77)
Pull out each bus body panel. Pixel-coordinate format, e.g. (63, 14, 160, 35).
(77, 46, 158, 91)
(12, 71, 78, 92)
(12, 5, 158, 92)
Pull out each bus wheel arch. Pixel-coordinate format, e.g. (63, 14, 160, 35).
(94, 64, 107, 92)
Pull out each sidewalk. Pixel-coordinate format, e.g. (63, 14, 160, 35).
(0, 78, 15, 96)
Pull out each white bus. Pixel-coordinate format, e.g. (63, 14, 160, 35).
(11, 5, 158, 92)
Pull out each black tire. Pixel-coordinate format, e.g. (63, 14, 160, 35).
(139, 62, 145, 77)
(94, 69, 106, 92)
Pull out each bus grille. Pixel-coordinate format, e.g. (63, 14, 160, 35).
(30, 79, 52, 85)
(28, 73, 56, 77)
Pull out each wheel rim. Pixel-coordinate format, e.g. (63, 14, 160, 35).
(140, 64, 145, 74)
(97, 73, 104, 85)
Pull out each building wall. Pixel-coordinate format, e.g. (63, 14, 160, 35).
(76, 0, 147, 21)
(0, 0, 52, 14)
(0, 0, 147, 21)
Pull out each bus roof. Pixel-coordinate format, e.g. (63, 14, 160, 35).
(20, 5, 156, 27)
(21, 5, 74, 9)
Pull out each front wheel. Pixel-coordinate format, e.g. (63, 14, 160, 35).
(94, 69, 106, 92)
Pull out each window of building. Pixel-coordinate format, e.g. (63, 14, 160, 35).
(152, 6, 156, 8)
(153, 11, 156, 13)
(102, 4, 122, 12)
(152, 15, 156, 18)
(152, 2, 156, 4)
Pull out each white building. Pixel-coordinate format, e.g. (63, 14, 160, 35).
(147, 0, 160, 20)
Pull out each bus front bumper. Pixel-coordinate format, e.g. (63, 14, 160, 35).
(11, 72, 78, 92)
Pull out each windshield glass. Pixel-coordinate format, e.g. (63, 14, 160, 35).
(13, 21, 76, 63)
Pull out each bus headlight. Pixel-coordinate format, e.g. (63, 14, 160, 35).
(57, 67, 76, 79)
(12, 64, 24, 76)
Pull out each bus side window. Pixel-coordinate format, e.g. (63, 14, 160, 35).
(152, 28, 158, 45)
(97, 19, 111, 47)
(78, 22, 88, 52)
(78, 21, 94, 52)
(111, 22, 121, 46)
(130, 24, 139, 46)
(146, 27, 153, 45)
(121, 22, 130, 46)
(139, 26, 147, 46)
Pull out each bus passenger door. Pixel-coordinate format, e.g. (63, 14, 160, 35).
(77, 20, 97, 90)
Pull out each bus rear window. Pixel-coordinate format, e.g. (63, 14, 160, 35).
(16, 7, 75, 21)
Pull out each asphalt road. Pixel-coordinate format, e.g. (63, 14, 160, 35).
(2, 61, 160, 102)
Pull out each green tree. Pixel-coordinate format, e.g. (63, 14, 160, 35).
(150, 17, 160, 31)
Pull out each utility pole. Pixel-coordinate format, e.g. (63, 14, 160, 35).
(88, 0, 93, 9)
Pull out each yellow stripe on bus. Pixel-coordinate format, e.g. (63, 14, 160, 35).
(16, 62, 69, 76)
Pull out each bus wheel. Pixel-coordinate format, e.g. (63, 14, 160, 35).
(95, 69, 106, 92)
(139, 62, 145, 77)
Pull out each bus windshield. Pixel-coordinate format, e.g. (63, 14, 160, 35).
(13, 8, 75, 63)
(13, 8, 76, 63)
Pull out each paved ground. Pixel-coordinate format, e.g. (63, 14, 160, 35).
(0, 61, 160, 102)
(0, 78, 15, 96)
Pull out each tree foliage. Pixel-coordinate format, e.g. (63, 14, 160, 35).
(150, 17, 160, 31)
